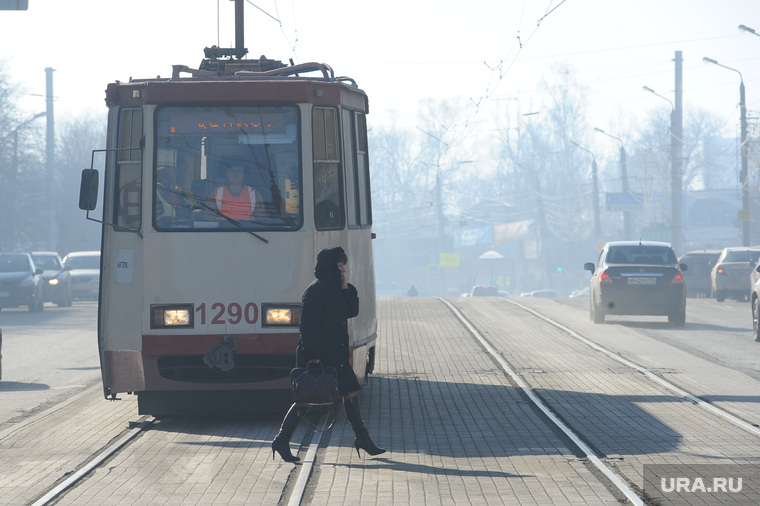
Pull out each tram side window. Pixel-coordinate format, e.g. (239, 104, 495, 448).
(313, 107, 344, 230)
(342, 109, 358, 227)
(341, 110, 372, 228)
(354, 113, 372, 226)
(116, 108, 143, 229)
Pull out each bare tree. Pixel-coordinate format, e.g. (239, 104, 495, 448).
(634, 107, 731, 193)
(0, 64, 47, 250)
(492, 63, 593, 241)
(55, 113, 106, 255)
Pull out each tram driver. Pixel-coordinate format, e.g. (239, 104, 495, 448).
(205, 163, 266, 222)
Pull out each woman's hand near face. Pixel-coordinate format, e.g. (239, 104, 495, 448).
(338, 261, 348, 289)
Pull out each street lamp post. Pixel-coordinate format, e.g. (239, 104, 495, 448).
(594, 128, 631, 240)
(703, 56, 749, 246)
(569, 141, 602, 239)
(418, 127, 449, 296)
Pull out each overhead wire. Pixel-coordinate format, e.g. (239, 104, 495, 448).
(241, 0, 299, 61)
(445, 0, 570, 158)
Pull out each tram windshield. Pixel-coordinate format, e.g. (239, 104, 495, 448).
(153, 106, 301, 231)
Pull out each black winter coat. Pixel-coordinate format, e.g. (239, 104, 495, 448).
(297, 248, 360, 369)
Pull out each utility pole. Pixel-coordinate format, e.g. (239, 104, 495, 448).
(594, 127, 630, 240)
(740, 76, 749, 246)
(619, 145, 630, 240)
(672, 51, 683, 253)
(46, 67, 56, 251)
(570, 141, 601, 239)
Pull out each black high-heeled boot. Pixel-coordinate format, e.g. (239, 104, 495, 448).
(271, 404, 304, 462)
(343, 396, 386, 457)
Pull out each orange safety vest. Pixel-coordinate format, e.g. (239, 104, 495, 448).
(215, 185, 256, 221)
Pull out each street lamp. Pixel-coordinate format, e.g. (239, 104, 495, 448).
(738, 24, 760, 37)
(703, 56, 749, 246)
(569, 140, 602, 239)
(643, 83, 683, 253)
(9, 111, 47, 175)
(642, 86, 673, 108)
(594, 127, 632, 240)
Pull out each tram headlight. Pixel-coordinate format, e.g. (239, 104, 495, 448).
(151, 304, 193, 328)
(262, 304, 301, 327)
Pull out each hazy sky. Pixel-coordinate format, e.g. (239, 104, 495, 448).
(1, 0, 759, 145)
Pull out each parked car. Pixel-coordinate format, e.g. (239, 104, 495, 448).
(750, 267, 760, 342)
(520, 289, 559, 298)
(31, 251, 73, 307)
(751, 258, 760, 303)
(678, 249, 721, 298)
(569, 287, 590, 298)
(0, 252, 45, 312)
(62, 251, 101, 301)
(470, 285, 498, 297)
(710, 247, 760, 302)
(584, 241, 687, 325)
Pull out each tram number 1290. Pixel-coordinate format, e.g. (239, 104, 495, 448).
(196, 302, 259, 325)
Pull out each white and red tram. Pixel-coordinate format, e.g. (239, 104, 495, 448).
(80, 50, 377, 415)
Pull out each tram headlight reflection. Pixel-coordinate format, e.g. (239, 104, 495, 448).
(151, 304, 193, 328)
(262, 304, 301, 327)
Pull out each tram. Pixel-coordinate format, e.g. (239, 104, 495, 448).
(79, 28, 376, 415)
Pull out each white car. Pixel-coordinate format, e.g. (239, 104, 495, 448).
(62, 251, 101, 301)
(31, 251, 73, 307)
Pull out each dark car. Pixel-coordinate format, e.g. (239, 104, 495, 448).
(31, 251, 73, 307)
(710, 247, 760, 302)
(0, 252, 45, 312)
(470, 285, 498, 297)
(584, 241, 687, 326)
(678, 249, 721, 298)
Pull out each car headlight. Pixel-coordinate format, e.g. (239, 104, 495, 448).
(48, 278, 60, 286)
(262, 304, 301, 327)
(151, 304, 193, 328)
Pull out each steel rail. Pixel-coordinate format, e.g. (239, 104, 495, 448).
(440, 298, 644, 506)
(30, 417, 154, 506)
(507, 299, 760, 438)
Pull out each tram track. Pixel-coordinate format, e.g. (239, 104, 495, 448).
(440, 298, 643, 506)
(16, 296, 760, 505)
(441, 296, 760, 506)
(30, 417, 155, 506)
(504, 299, 760, 438)
(26, 405, 325, 506)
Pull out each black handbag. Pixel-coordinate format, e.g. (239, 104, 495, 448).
(290, 364, 340, 407)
